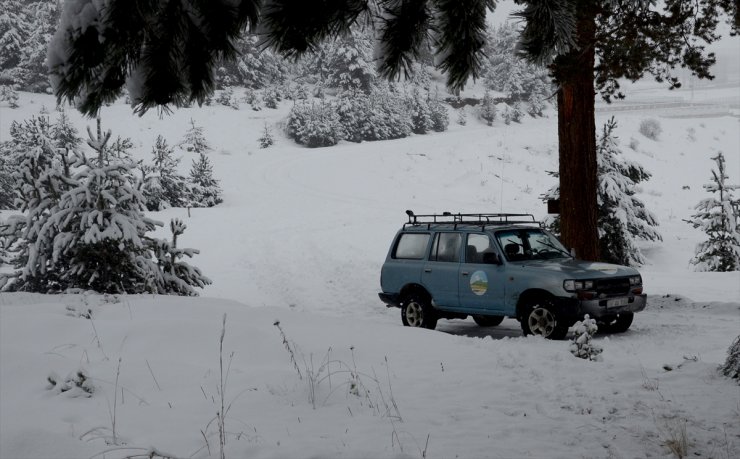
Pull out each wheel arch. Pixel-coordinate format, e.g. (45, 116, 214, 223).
(399, 283, 431, 305)
(515, 289, 554, 320)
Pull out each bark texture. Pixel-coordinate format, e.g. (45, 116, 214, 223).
(553, 7, 600, 261)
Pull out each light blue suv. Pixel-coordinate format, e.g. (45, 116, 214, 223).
(379, 211, 647, 339)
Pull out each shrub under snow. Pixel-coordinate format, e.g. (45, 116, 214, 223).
(570, 315, 603, 361)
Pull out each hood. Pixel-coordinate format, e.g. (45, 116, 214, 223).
(515, 258, 639, 278)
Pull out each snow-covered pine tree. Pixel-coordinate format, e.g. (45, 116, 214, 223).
(180, 119, 211, 154)
(482, 23, 551, 109)
(322, 26, 376, 92)
(686, 152, 740, 272)
(259, 123, 274, 148)
(543, 117, 661, 265)
(479, 91, 496, 126)
(143, 135, 189, 210)
(15, 0, 60, 93)
(0, 0, 29, 82)
(407, 88, 432, 134)
(722, 334, 740, 383)
(2, 117, 211, 295)
(428, 91, 449, 132)
(188, 152, 223, 207)
(0, 115, 78, 291)
(148, 219, 211, 296)
(0, 85, 19, 108)
(216, 34, 288, 90)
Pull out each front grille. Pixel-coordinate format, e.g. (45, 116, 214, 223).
(595, 277, 630, 297)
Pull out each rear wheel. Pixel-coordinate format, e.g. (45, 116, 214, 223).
(599, 312, 633, 333)
(472, 315, 505, 327)
(401, 294, 438, 330)
(520, 299, 568, 340)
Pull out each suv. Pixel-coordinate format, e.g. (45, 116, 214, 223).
(378, 211, 647, 339)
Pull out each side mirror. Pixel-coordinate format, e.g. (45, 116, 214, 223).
(483, 252, 502, 265)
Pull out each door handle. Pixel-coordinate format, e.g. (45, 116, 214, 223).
(461, 271, 469, 276)
(424, 268, 432, 273)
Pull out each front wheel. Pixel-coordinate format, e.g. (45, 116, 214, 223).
(473, 315, 505, 327)
(520, 299, 568, 340)
(401, 294, 438, 330)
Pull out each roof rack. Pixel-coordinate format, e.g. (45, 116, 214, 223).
(403, 210, 542, 230)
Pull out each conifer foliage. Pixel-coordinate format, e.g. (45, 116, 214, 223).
(142, 135, 189, 211)
(686, 152, 740, 272)
(189, 153, 223, 208)
(0, 115, 210, 295)
(543, 118, 661, 265)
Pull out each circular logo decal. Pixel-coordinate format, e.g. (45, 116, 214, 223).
(470, 271, 488, 296)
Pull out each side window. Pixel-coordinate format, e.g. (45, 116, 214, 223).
(393, 233, 430, 259)
(430, 233, 462, 263)
(465, 233, 494, 264)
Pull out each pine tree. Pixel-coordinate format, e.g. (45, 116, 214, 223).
(188, 153, 223, 208)
(321, 26, 377, 92)
(180, 119, 211, 154)
(543, 118, 661, 265)
(0, 115, 77, 291)
(0, 0, 29, 79)
(143, 135, 189, 210)
(479, 91, 496, 126)
(686, 152, 740, 272)
(483, 24, 551, 107)
(258, 123, 274, 149)
(407, 88, 432, 134)
(1, 116, 211, 295)
(149, 219, 212, 296)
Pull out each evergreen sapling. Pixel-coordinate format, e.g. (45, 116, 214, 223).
(686, 152, 740, 272)
(188, 153, 223, 207)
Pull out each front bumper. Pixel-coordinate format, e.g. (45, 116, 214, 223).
(578, 293, 647, 319)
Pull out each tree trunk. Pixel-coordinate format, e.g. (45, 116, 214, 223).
(553, 8, 600, 261)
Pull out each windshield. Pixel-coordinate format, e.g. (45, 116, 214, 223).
(495, 229, 571, 262)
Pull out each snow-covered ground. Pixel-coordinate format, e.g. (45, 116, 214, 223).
(1, 85, 739, 459)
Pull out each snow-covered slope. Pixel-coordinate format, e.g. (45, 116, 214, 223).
(1, 87, 739, 459)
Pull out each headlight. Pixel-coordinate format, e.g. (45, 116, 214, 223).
(564, 280, 594, 291)
(629, 275, 642, 286)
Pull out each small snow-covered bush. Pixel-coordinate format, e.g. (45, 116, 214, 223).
(721, 334, 740, 382)
(429, 92, 449, 132)
(216, 88, 238, 109)
(480, 91, 496, 126)
(286, 101, 343, 148)
(456, 108, 467, 126)
(259, 123, 274, 148)
(263, 87, 281, 109)
(0, 85, 19, 108)
(570, 315, 603, 361)
(406, 88, 433, 134)
(47, 369, 94, 397)
(639, 118, 662, 141)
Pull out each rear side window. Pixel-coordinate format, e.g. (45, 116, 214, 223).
(430, 232, 462, 262)
(393, 233, 430, 259)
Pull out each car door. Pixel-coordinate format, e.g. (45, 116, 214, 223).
(421, 232, 461, 309)
(458, 233, 507, 314)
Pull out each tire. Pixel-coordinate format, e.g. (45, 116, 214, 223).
(472, 315, 504, 327)
(520, 298, 568, 340)
(401, 294, 438, 330)
(599, 312, 633, 334)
